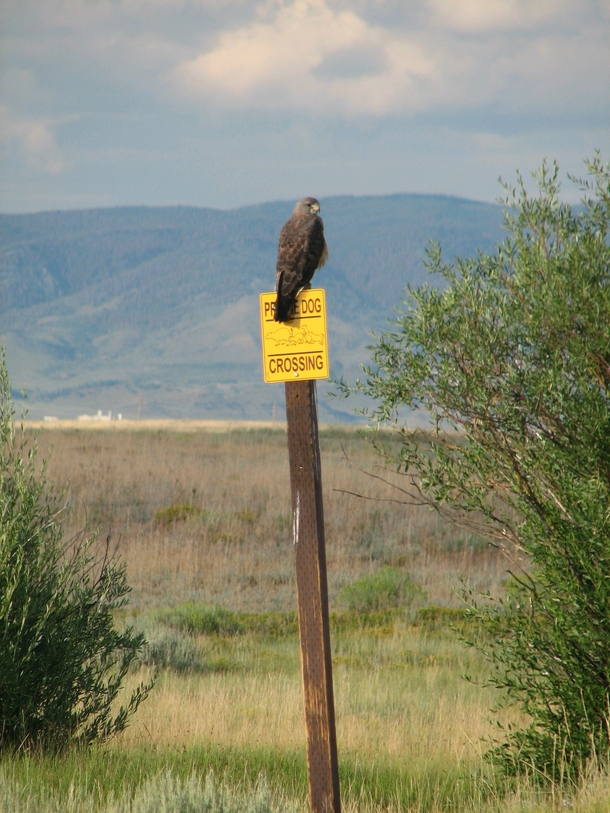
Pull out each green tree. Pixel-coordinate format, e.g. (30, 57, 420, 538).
(341, 155, 610, 779)
(0, 350, 152, 750)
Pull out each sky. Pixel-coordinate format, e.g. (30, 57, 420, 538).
(1, 0, 608, 214)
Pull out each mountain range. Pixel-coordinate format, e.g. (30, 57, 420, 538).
(0, 195, 505, 422)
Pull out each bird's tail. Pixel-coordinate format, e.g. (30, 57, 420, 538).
(274, 294, 294, 322)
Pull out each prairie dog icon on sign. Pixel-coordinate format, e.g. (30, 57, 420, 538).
(260, 289, 329, 383)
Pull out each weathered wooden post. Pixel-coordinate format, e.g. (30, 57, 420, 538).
(260, 290, 340, 813)
(285, 379, 340, 813)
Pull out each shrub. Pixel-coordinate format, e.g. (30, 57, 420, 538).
(154, 603, 244, 636)
(154, 504, 203, 525)
(128, 770, 290, 813)
(413, 606, 468, 631)
(238, 611, 299, 638)
(341, 155, 610, 778)
(337, 566, 426, 613)
(137, 622, 204, 672)
(0, 350, 152, 750)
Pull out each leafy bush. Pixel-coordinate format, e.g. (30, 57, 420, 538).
(337, 566, 426, 613)
(342, 155, 610, 778)
(0, 351, 152, 750)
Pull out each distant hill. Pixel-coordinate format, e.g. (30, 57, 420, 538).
(0, 195, 504, 422)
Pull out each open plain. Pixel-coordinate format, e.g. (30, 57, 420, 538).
(3, 422, 609, 812)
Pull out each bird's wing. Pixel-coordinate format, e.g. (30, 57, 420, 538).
(276, 222, 307, 295)
(276, 217, 326, 293)
(275, 215, 327, 322)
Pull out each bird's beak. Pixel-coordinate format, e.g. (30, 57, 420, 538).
(312, 202, 320, 213)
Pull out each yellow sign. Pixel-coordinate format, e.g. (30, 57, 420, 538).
(260, 289, 329, 383)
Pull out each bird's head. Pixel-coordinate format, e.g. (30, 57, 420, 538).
(294, 197, 321, 216)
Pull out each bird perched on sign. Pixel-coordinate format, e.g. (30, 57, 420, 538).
(274, 197, 328, 322)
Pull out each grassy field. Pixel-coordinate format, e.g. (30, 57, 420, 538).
(3, 423, 609, 812)
(30, 422, 503, 612)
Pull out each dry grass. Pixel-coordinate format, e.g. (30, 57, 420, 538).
(25, 423, 515, 775)
(117, 625, 507, 764)
(31, 423, 508, 612)
(8, 423, 610, 811)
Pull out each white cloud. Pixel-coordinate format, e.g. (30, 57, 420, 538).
(428, 0, 572, 33)
(4, 0, 606, 121)
(172, 0, 609, 118)
(174, 0, 440, 115)
(0, 106, 66, 174)
(0, 0, 607, 211)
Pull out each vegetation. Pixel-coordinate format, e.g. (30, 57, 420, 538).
(27, 423, 505, 613)
(0, 352, 151, 750)
(5, 159, 610, 806)
(342, 156, 610, 779)
(0, 764, 296, 813)
(0, 613, 506, 812)
(2, 418, 610, 809)
(337, 565, 425, 613)
(154, 503, 206, 526)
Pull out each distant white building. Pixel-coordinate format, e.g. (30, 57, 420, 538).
(78, 409, 112, 422)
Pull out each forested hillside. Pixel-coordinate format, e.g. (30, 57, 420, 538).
(0, 195, 503, 420)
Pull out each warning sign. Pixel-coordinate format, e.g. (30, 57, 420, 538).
(260, 289, 329, 383)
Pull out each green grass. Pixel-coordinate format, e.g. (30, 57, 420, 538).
(0, 741, 497, 812)
(3, 611, 610, 811)
(5, 742, 610, 812)
(1, 608, 494, 810)
(146, 601, 468, 640)
(0, 755, 298, 812)
(133, 603, 477, 680)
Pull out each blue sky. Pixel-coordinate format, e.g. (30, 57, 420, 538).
(1, 0, 608, 213)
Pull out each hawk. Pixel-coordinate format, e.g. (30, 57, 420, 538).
(274, 197, 328, 322)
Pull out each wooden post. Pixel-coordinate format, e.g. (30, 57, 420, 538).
(285, 379, 340, 813)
